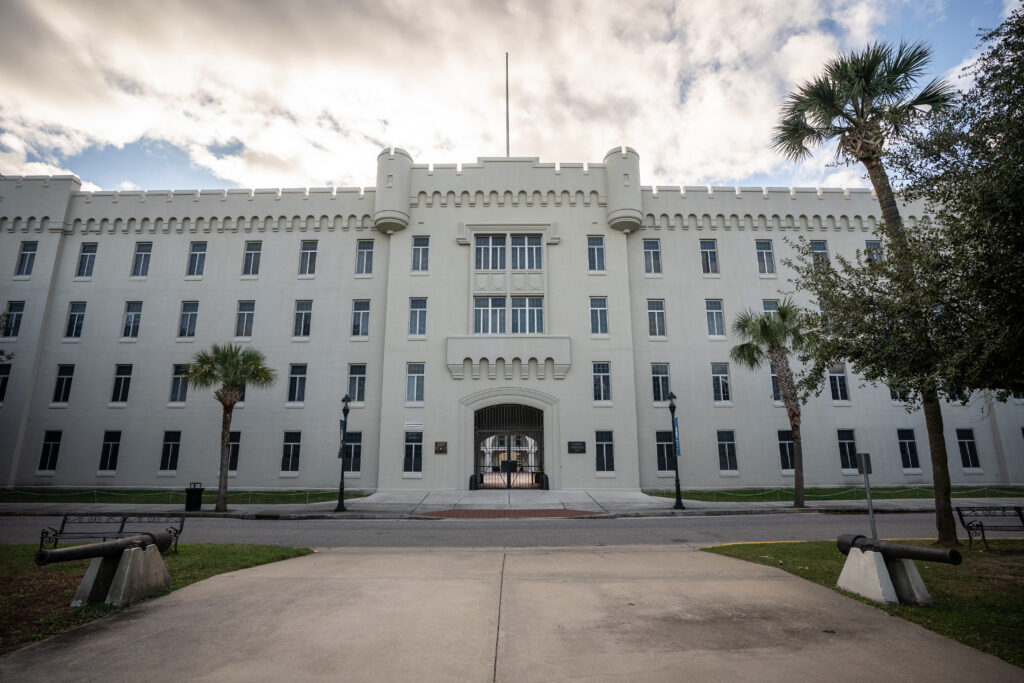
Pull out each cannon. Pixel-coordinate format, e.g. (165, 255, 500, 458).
(837, 534, 962, 565)
(35, 531, 173, 566)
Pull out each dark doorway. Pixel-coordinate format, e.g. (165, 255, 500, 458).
(474, 404, 543, 489)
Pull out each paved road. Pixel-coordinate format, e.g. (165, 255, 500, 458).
(1, 511, 979, 547)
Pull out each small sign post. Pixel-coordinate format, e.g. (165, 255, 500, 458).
(856, 452, 878, 540)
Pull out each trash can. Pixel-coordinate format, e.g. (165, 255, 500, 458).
(185, 482, 204, 511)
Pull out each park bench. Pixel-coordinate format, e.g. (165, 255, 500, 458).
(39, 513, 186, 553)
(955, 506, 1024, 549)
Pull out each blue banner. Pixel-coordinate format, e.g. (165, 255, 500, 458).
(338, 419, 346, 458)
(672, 416, 681, 464)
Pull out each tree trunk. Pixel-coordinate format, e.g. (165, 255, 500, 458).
(922, 387, 959, 547)
(769, 346, 804, 507)
(217, 403, 234, 513)
(861, 155, 904, 236)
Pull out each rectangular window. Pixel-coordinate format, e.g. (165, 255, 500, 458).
(178, 301, 198, 338)
(299, 240, 318, 276)
(409, 298, 427, 336)
(243, 241, 262, 276)
(228, 431, 240, 472)
(474, 235, 506, 270)
(705, 299, 725, 336)
(474, 296, 506, 335)
(865, 240, 883, 264)
(838, 429, 857, 470)
(810, 240, 829, 261)
(756, 239, 775, 275)
(111, 364, 132, 403)
(589, 297, 608, 334)
(596, 430, 614, 472)
(956, 429, 980, 468)
(656, 431, 675, 471)
(53, 364, 74, 403)
(651, 363, 670, 402)
(406, 363, 424, 403)
(511, 297, 543, 334)
(593, 362, 611, 402)
(762, 299, 779, 318)
(770, 363, 782, 402)
(288, 364, 307, 403)
(160, 431, 181, 471)
(897, 429, 919, 469)
(348, 364, 366, 402)
(0, 364, 10, 401)
(778, 430, 795, 471)
(404, 431, 423, 472)
(356, 240, 374, 274)
(169, 364, 188, 403)
(411, 236, 429, 272)
(187, 241, 206, 276)
(587, 236, 605, 272)
(829, 364, 849, 401)
(718, 430, 738, 471)
(890, 387, 909, 403)
(344, 432, 362, 472)
(16, 241, 37, 276)
(131, 242, 151, 277)
(39, 430, 61, 471)
(65, 302, 86, 338)
(643, 239, 662, 274)
(511, 234, 542, 270)
(711, 363, 731, 403)
(122, 301, 142, 338)
(99, 431, 120, 472)
(3, 301, 24, 337)
(235, 300, 255, 338)
(293, 300, 312, 337)
(700, 239, 719, 274)
(281, 432, 301, 471)
(647, 299, 666, 337)
(76, 243, 97, 278)
(351, 300, 370, 337)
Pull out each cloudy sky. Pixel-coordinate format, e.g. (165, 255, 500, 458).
(0, 0, 1014, 192)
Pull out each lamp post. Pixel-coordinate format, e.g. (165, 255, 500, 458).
(668, 392, 684, 510)
(335, 394, 351, 512)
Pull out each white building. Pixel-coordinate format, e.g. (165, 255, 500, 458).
(1, 147, 1021, 491)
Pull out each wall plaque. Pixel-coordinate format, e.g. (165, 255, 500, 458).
(567, 441, 586, 454)
(434, 441, 448, 455)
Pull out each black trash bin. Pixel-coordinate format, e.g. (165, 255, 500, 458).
(185, 482, 204, 511)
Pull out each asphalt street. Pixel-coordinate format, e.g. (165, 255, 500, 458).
(0, 511, 970, 548)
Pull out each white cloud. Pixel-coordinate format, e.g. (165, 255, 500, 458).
(0, 0, 897, 190)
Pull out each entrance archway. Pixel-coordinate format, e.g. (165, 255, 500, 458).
(473, 404, 544, 489)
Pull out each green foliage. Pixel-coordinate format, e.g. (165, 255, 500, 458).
(187, 342, 277, 407)
(729, 297, 807, 372)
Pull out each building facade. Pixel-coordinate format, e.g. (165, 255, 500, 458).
(1, 147, 1021, 491)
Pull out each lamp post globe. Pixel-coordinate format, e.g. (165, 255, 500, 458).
(668, 392, 684, 510)
(335, 394, 352, 512)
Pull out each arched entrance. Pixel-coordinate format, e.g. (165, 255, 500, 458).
(473, 404, 544, 489)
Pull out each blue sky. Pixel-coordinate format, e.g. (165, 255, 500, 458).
(0, 0, 1015, 192)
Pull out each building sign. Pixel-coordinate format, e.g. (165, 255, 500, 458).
(434, 441, 447, 455)
(567, 441, 586, 454)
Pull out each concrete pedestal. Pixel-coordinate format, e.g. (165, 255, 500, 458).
(69, 545, 171, 607)
(836, 548, 932, 606)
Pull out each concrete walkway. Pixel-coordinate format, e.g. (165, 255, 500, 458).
(1, 489, 1021, 519)
(1, 545, 1019, 682)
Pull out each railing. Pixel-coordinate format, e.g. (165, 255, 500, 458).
(475, 464, 545, 489)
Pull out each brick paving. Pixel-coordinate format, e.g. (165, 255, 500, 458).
(417, 509, 604, 519)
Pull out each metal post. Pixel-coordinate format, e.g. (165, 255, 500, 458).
(857, 452, 878, 540)
(669, 392, 684, 510)
(335, 394, 351, 512)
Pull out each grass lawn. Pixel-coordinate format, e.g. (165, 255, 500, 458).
(704, 539, 1024, 668)
(0, 488, 369, 505)
(647, 485, 1024, 503)
(0, 543, 312, 657)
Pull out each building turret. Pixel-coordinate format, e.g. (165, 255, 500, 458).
(373, 147, 413, 233)
(602, 146, 642, 233)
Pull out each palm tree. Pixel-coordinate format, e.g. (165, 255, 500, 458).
(730, 299, 808, 506)
(187, 344, 277, 512)
(774, 41, 962, 545)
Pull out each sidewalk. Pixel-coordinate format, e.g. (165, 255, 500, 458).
(1, 489, 1020, 519)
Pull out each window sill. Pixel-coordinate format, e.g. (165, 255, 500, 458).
(593, 401, 613, 408)
(408, 335, 426, 341)
(61, 338, 81, 344)
(832, 400, 852, 407)
(410, 271, 429, 276)
(902, 468, 922, 475)
(644, 273, 663, 279)
(73, 276, 92, 283)
(157, 471, 177, 477)
(279, 471, 300, 478)
(781, 470, 795, 477)
(118, 337, 138, 343)
(240, 275, 258, 280)
(841, 468, 860, 476)
(291, 337, 310, 343)
(758, 274, 778, 279)
(129, 276, 147, 282)
(235, 402, 245, 409)
(285, 402, 304, 409)
(1, 336, 16, 343)
(297, 274, 316, 280)
(712, 402, 733, 408)
(963, 467, 984, 475)
(107, 402, 127, 409)
(167, 402, 186, 409)
(402, 472, 423, 479)
(653, 401, 668, 408)
(184, 275, 203, 281)
(349, 401, 365, 409)
(648, 336, 668, 342)
(96, 470, 116, 477)
(405, 402, 424, 408)
(354, 273, 373, 279)
(175, 337, 195, 343)
(13, 275, 31, 281)
(351, 336, 369, 342)
(702, 273, 721, 279)
(595, 472, 616, 478)
(35, 470, 56, 477)
(774, 400, 784, 408)
(345, 472, 361, 479)
(587, 271, 606, 276)
(48, 403, 68, 409)
(233, 337, 252, 343)
(228, 471, 237, 478)
(708, 336, 726, 342)
(590, 333, 610, 340)
(719, 470, 740, 477)
(657, 471, 676, 478)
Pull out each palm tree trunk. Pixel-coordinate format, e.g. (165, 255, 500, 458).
(769, 347, 804, 507)
(217, 404, 234, 513)
(922, 387, 959, 546)
(790, 420, 805, 508)
(861, 156, 904, 236)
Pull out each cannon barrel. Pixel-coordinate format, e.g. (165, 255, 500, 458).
(837, 534, 962, 565)
(35, 531, 173, 566)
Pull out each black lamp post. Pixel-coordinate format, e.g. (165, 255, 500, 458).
(335, 394, 351, 512)
(668, 392, 684, 510)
